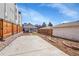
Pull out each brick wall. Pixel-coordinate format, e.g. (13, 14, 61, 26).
(12, 23, 18, 34)
(0, 19, 22, 40)
(38, 29, 53, 36)
(18, 25, 22, 33)
(2, 19, 12, 39)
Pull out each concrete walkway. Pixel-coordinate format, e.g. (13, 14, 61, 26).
(0, 35, 68, 56)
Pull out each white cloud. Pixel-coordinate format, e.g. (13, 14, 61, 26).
(40, 3, 78, 18)
(61, 20, 70, 23)
(61, 19, 79, 24)
(19, 7, 53, 25)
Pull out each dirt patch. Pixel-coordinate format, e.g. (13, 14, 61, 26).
(34, 33, 79, 56)
(63, 41, 79, 50)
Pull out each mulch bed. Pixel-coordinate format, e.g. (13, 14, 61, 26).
(34, 33, 79, 56)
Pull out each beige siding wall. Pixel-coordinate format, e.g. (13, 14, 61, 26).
(0, 3, 4, 19)
(18, 13, 22, 26)
(0, 3, 17, 24)
(16, 8, 19, 24)
(53, 26, 79, 41)
(16, 10, 22, 26)
(6, 3, 16, 23)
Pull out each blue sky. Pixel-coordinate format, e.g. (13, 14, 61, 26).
(17, 3, 79, 25)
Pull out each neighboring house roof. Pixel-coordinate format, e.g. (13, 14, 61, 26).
(23, 23, 37, 29)
(54, 20, 79, 28)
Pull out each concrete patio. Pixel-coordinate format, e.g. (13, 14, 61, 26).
(0, 35, 68, 56)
